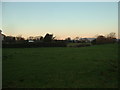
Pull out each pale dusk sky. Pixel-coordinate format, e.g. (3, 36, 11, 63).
(1, 2, 118, 39)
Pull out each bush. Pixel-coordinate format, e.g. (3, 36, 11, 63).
(2, 42, 67, 48)
(91, 35, 117, 45)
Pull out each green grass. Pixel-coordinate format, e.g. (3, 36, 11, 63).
(67, 42, 91, 47)
(3, 44, 118, 88)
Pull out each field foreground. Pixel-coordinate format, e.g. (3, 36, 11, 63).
(3, 44, 118, 88)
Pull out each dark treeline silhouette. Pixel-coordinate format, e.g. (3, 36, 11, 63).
(1, 32, 118, 48)
(2, 33, 67, 48)
(91, 32, 117, 44)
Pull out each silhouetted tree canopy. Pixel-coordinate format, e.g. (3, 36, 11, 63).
(4, 36, 16, 43)
(91, 32, 117, 44)
(65, 37, 71, 42)
(43, 33, 54, 42)
(40, 36, 43, 41)
(2, 32, 117, 48)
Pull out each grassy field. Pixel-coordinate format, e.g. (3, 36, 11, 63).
(2, 44, 118, 88)
(67, 43, 91, 47)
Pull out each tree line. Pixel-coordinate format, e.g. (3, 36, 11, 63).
(2, 32, 119, 48)
(91, 32, 117, 44)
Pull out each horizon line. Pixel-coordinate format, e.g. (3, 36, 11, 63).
(1, 33, 119, 39)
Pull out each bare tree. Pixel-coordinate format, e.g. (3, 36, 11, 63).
(107, 32, 116, 38)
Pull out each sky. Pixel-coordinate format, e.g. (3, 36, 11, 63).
(2, 2, 118, 39)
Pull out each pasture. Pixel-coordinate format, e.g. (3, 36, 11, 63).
(2, 44, 118, 88)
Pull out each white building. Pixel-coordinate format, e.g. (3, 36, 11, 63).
(28, 40, 34, 43)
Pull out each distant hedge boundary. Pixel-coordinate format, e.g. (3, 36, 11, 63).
(2, 42, 67, 48)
